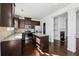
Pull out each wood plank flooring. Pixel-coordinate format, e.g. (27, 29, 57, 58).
(1, 40, 22, 56)
(1, 39, 79, 56)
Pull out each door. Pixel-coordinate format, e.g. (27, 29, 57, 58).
(43, 23, 46, 34)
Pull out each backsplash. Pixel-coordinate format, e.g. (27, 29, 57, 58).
(0, 27, 15, 41)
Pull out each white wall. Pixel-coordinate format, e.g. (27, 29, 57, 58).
(54, 14, 67, 40)
(41, 4, 79, 42)
(40, 17, 54, 42)
(40, 4, 79, 52)
(59, 15, 67, 39)
(67, 9, 76, 52)
(54, 17, 59, 40)
(76, 13, 79, 38)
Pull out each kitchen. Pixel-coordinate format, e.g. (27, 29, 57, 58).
(1, 3, 79, 56)
(0, 3, 49, 56)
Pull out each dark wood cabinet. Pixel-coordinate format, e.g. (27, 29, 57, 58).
(15, 17, 32, 28)
(13, 16, 40, 29)
(31, 21, 40, 28)
(13, 18, 25, 28)
(25, 17, 31, 25)
(19, 19, 25, 28)
(32, 34, 49, 52)
(40, 36, 49, 52)
(0, 3, 15, 27)
(22, 32, 49, 52)
(24, 20, 40, 29)
(31, 21, 40, 25)
(11, 4, 15, 27)
(0, 4, 1, 26)
(13, 17, 40, 29)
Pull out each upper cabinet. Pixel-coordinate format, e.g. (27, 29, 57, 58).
(13, 17, 40, 29)
(25, 17, 31, 25)
(31, 21, 40, 25)
(19, 19, 25, 28)
(0, 3, 15, 27)
(31, 21, 40, 28)
(0, 4, 1, 26)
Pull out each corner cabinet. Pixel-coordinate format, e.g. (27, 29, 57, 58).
(0, 3, 15, 27)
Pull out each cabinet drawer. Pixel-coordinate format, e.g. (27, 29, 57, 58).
(36, 38, 40, 45)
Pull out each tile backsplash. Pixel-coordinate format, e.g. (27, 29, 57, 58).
(0, 27, 15, 41)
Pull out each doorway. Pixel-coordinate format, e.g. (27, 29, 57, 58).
(53, 13, 68, 50)
(43, 23, 46, 34)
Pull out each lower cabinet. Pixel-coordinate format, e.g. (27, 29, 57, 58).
(33, 35, 49, 52)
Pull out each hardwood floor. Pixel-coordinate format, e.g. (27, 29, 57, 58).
(49, 40, 75, 56)
(1, 39, 43, 56)
(1, 40, 22, 56)
(23, 41, 40, 56)
(1, 39, 79, 56)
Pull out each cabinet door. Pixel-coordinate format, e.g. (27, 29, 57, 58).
(25, 18, 31, 25)
(0, 3, 1, 25)
(25, 19, 28, 25)
(32, 21, 40, 25)
(28, 18, 31, 25)
(31, 21, 40, 28)
(11, 4, 15, 27)
(19, 19, 25, 28)
(40, 36, 49, 52)
(1, 3, 15, 27)
(36, 38, 40, 48)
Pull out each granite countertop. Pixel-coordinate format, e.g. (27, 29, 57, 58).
(0, 27, 15, 42)
(1, 33, 22, 42)
(33, 33, 48, 37)
(1, 32, 30, 42)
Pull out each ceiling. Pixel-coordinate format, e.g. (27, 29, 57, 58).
(15, 3, 70, 19)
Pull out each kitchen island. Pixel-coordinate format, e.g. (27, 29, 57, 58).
(32, 33, 49, 52)
(22, 32, 49, 53)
